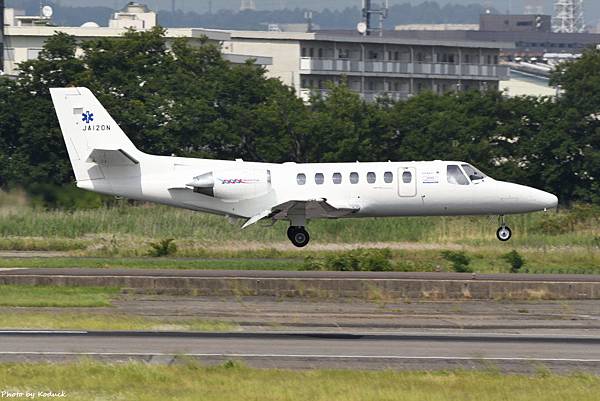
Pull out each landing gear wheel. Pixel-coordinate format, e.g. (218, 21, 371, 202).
(288, 226, 310, 248)
(496, 226, 512, 241)
(287, 226, 295, 242)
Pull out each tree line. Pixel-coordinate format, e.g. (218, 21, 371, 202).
(0, 28, 598, 205)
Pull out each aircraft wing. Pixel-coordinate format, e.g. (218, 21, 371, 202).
(242, 199, 360, 229)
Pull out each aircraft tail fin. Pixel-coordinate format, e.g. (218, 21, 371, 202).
(50, 87, 143, 183)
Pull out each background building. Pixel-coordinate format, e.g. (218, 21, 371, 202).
(223, 30, 511, 102)
(2, 3, 270, 76)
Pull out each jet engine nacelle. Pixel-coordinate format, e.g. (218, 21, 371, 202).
(187, 169, 272, 201)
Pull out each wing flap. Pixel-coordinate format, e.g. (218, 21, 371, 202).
(242, 199, 360, 229)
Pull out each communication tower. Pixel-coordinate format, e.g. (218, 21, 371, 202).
(359, 0, 388, 37)
(552, 0, 585, 33)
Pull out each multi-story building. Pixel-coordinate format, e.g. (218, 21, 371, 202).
(222, 30, 512, 102)
(2, 3, 270, 76)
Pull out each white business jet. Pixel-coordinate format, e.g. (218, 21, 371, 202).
(50, 87, 558, 247)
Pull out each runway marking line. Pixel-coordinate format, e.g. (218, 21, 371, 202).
(0, 352, 598, 363)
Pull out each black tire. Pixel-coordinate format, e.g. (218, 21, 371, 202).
(496, 226, 512, 242)
(290, 227, 310, 248)
(287, 226, 296, 241)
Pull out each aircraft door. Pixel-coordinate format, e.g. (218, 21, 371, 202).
(398, 167, 417, 197)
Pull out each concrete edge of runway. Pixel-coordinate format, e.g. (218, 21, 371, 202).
(0, 329, 599, 343)
(0, 352, 598, 373)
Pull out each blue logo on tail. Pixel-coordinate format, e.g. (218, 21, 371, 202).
(82, 111, 94, 124)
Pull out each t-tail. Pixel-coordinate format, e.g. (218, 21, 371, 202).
(50, 87, 145, 195)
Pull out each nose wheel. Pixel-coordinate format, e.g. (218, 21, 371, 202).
(496, 215, 512, 241)
(287, 226, 310, 248)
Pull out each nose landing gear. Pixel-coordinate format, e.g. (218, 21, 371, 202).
(287, 226, 310, 247)
(496, 215, 512, 241)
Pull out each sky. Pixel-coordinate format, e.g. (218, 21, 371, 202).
(20, 0, 600, 24)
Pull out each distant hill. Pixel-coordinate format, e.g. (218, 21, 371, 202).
(7, 0, 599, 27)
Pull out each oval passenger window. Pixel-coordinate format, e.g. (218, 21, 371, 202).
(297, 173, 306, 185)
(402, 171, 412, 183)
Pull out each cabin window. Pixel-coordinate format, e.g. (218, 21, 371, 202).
(367, 172, 376, 183)
(315, 173, 324, 185)
(384, 171, 393, 183)
(447, 165, 469, 185)
(333, 172, 342, 184)
(402, 171, 412, 183)
(461, 164, 486, 182)
(350, 172, 359, 184)
(297, 173, 306, 185)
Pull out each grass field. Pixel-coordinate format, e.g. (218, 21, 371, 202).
(0, 285, 119, 307)
(0, 311, 235, 331)
(0, 361, 598, 401)
(1, 192, 599, 273)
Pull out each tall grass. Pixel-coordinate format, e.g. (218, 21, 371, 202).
(0, 203, 598, 246)
(0, 361, 598, 401)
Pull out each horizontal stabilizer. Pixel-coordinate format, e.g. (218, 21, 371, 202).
(86, 149, 139, 166)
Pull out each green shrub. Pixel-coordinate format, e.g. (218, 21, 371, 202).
(441, 250, 472, 273)
(147, 238, 177, 257)
(303, 249, 392, 272)
(502, 250, 525, 273)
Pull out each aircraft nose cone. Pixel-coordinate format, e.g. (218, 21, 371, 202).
(533, 189, 558, 210)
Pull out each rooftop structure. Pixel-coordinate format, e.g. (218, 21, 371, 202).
(109, 2, 156, 30)
(395, 24, 479, 31)
(480, 14, 551, 33)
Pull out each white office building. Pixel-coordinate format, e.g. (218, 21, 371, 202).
(222, 30, 512, 102)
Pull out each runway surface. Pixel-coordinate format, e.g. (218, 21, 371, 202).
(1, 330, 599, 372)
(1, 268, 600, 282)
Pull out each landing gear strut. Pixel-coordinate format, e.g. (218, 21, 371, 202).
(496, 215, 512, 242)
(287, 226, 310, 248)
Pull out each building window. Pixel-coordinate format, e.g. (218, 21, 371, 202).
(350, 172, 359, 184)
(318, 48, 323, 58)
(297, 173, 306, 185)
(338, 48, 349, 59)
(301, 47, 307, 57)
(384, 171, 393, 183)
(309, 48, 314, 57)
(332, 173, 342, 184)
(3, 48, 15, 61)
(367, 172, 376, 183)
(27, 48, 42, 60)
(315, 173, 324, 185)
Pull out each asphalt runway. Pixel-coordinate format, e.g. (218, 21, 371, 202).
(1, 267, 600, 282)
(1, 330, 599, 372)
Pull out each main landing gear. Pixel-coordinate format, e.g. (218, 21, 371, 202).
(287, 226, 310, 248)
(496, 215, 512, 242)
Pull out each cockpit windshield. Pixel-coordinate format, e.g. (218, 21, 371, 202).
(461, 164, 487, 182)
